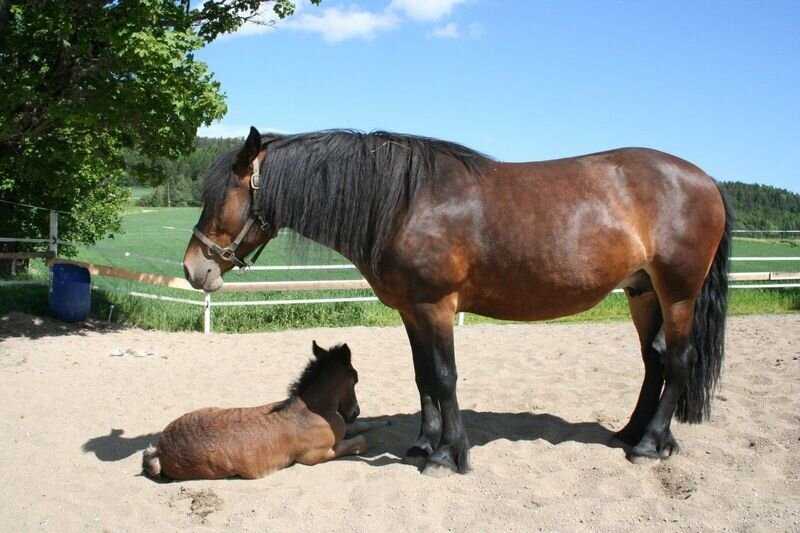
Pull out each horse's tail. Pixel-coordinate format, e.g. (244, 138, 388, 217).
(142, 445, 162, 478)
(676, 184, 733, 423)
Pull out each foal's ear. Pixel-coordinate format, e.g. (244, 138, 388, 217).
(235, 126, 262, 167)
(312, 340, 327, 359)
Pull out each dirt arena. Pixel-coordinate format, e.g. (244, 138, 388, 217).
(0, 313, 798, 532)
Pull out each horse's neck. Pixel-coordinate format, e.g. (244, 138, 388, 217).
(276, 223, 363, 269)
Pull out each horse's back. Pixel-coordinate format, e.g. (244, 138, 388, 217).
(383, 146, 726, 320)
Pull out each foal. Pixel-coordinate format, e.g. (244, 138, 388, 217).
(142, 342, 382, 480)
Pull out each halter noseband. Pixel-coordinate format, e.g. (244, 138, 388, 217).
(192, 155, 270, 269)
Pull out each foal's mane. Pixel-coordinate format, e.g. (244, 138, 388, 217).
(202, 130, 492, 274)
(287, 343, 351, 398)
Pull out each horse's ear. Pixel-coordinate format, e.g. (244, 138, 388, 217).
(312, 340, 327, 359)
(236, 126, 261, 166)
(338, 343, 351, 364)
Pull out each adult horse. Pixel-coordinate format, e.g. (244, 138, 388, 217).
(183, 127, 731, 474)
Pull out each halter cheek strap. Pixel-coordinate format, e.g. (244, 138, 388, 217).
(193, 217, 257, 268)
(192, 154, 271, 269)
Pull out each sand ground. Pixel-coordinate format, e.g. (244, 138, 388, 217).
(0, 313, 798, 532)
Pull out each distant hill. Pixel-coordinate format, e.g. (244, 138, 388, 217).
(719, 181, 800, 230)
(126, 137, 241, 207)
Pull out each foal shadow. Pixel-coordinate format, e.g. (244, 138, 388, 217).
(81, 428, 160, 462)
(343, 410, 624, 469)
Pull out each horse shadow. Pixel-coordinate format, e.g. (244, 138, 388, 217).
(81, 428, 160, 462)
(80, 411, 625, 471)
(343, 410, 625, 469)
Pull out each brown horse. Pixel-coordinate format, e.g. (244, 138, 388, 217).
(183, 127, 731, 475)
(143, 342, 384, 480)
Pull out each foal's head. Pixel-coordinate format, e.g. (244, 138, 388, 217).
(183, 126, 278, 291)
(290, 342, 360, 423)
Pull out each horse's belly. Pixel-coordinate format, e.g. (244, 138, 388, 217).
(463, 281, 616, 321)
(460, 250, 638, 321)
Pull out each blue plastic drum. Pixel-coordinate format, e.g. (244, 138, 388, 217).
(49, 263, 91, 322)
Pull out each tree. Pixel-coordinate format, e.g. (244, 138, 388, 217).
(0, 0, 315, 265)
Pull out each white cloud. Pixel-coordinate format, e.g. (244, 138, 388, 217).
(284, 7, 399, 43)
(389, 0, 467, 21)
(431, 22, 460, 39)
(219, 0, 474, 43)
(197, 122, 287, 139)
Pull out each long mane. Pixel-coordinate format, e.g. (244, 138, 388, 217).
(203, 130, 491, 274)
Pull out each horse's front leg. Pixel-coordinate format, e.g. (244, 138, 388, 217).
(402, 316, 442, 457)
(402, 304, 470, 474)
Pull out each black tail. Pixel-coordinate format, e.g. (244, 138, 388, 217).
(676, 185, 733, 423)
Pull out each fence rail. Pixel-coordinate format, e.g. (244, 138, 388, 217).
(2, 211, 799, 334)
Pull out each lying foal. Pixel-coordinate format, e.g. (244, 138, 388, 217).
(142, 342, 385, 480)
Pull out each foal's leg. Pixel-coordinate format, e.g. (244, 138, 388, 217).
(628, 299, 696, 461)
(403, 303, 470, 474)
(345, 419, 390, 437)
(616, 290, 666, 446)
(296, 436, 368, 465)
(334, 435, 368, 457)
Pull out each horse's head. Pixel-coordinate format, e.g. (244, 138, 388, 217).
(311, 341, 360, 423)
(183, 126, 277, 291)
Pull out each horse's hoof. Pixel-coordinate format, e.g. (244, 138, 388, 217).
(422, 451, 458, 476)
(627, 431, 681, 463)
(659, 433, 681, 459)
(405, 440, 434, 458)
(422, 446, 471, 475)
(614, 426, 643, 447)
(627, 449, 660, 464)
(422, 462, 456, 478)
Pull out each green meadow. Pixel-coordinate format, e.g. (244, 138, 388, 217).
(2, 205, 798, 332)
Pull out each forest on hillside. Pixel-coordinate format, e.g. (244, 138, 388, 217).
(127, 138, 800, 230)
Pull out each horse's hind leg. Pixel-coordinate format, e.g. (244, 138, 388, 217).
(628, 298, 697, 461)
(615, 289, 666, 446)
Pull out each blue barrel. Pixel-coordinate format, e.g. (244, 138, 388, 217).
(49, 264, 91, 322)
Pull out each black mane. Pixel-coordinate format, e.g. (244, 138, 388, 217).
(287, 343, 351, 398)
(202, 130, 492, 274)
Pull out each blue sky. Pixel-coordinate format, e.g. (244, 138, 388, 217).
(197, 0, 799, 192)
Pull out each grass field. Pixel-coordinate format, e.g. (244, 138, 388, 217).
(2, 205, 798, 332)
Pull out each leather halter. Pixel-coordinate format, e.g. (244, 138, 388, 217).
(192, 155, 270, 269)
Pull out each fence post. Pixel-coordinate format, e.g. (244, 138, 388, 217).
(457, 312, 465, 326)
(49, 210, 58, 257)
(203, 292, 212, 334)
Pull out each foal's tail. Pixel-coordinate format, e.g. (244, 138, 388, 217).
(677, 185, 733, 424)
(142, 445, 162, 478)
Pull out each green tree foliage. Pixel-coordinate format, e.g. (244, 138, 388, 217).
(719, 181, 800, 230)
(0, 0, 311, 256)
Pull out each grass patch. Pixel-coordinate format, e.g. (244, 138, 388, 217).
(2, 208, 798, 333)
(2, 283, 797, 333)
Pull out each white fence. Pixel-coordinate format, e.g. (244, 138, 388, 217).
(1, 210, 799, 334)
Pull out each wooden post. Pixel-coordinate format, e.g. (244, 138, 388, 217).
(203, 292, 212, 334)
(49, 211, 58, 256)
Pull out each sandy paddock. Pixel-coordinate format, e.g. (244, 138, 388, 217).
(0, 313, 798, 532)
